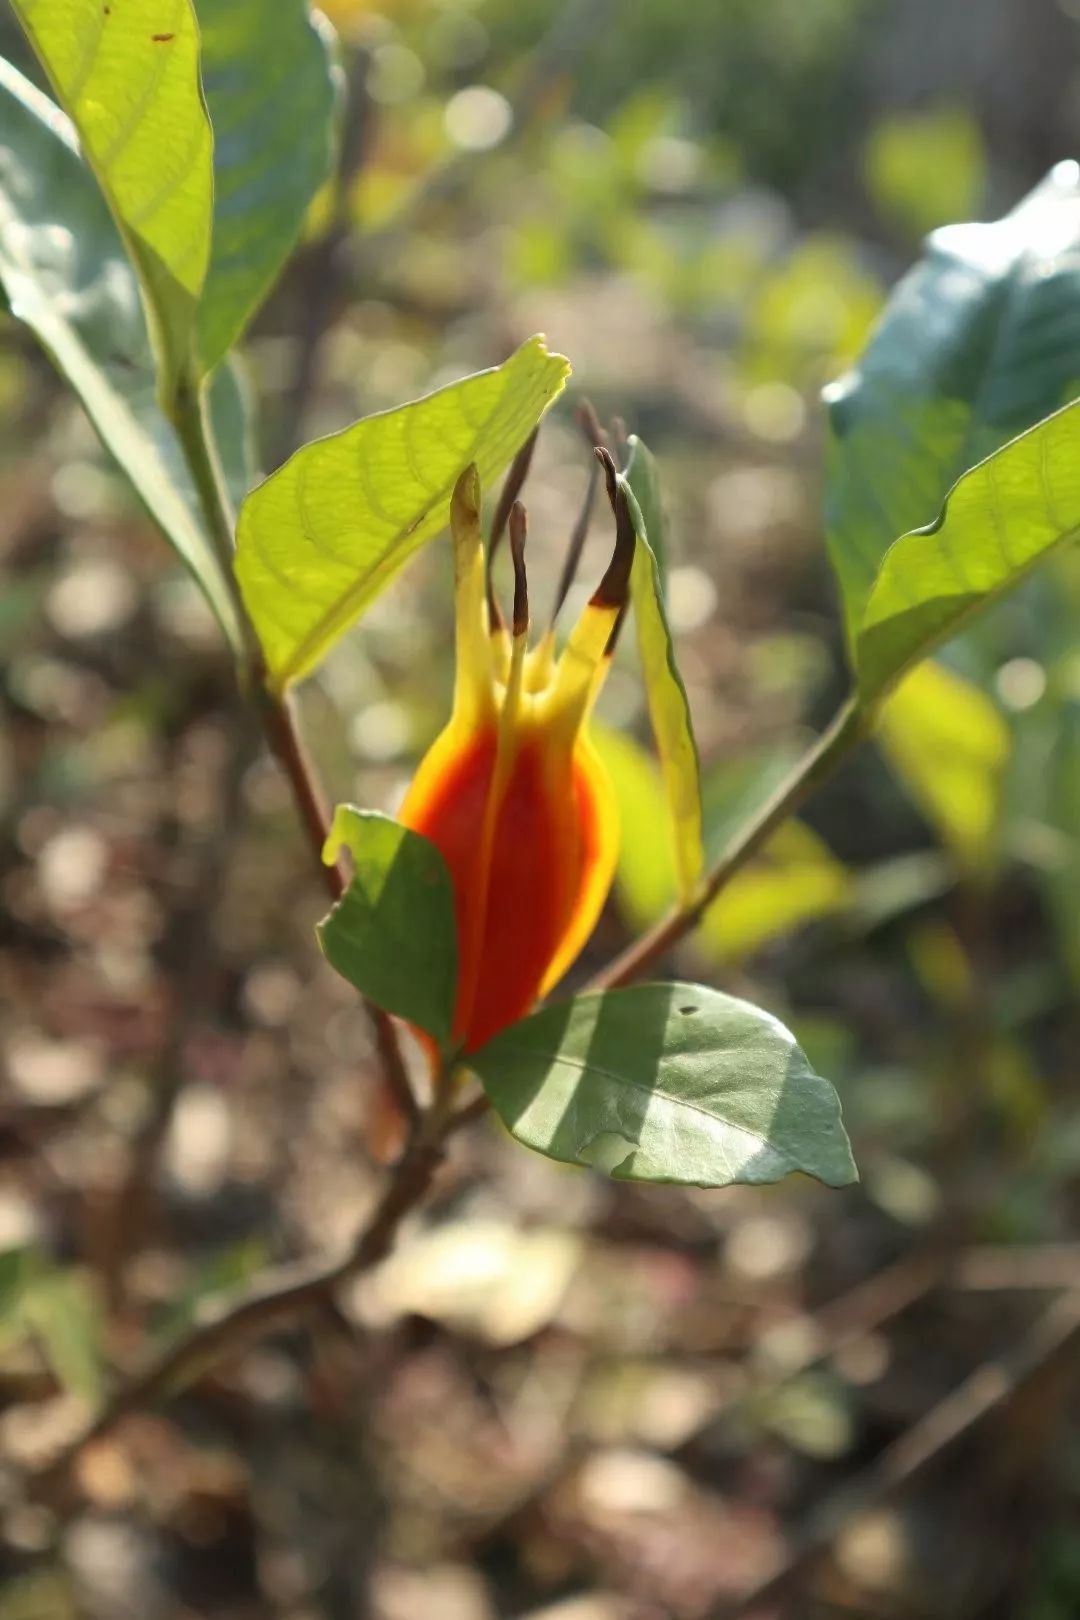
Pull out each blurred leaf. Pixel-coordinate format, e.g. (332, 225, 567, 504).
(864, 106, 985, 238)
(1042, 697, 1080, 987)
(235, 336, 570, 687)
(854, 402, 1080, 703)
(591, 723, 676, 927)
(0, 61, 247, 653)
(699, 820, 852, 962)
(745, 233, 882, 387)
(20, 1268, 104, 1408)
(826, 163, 1080, 639)
(0, 1247, 39, 1323)
(11, 0, 212, 398)
(876, 660, 1009, 871)
(470, 982, 856, 1189)
(155, 1239, 268, 1346)
(196, 0, 342, 371)
(620, 462, 703, 902)
(318, 806, 458, 1044)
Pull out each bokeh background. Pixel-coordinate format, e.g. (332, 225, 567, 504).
(4, 0, 1080, 1615)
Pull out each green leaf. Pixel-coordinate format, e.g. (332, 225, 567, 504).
(196, 0, 342, 372)
(619, 454, 703, 902)
(11, 0, 213, 399)
(20, 1268, 105, 1408)
(854, 401, 1080, 703)
(826, 162, 1080, 640)
(235, 335, 571, 687)
(0, 1247, 40, 1323)
(469, 982, 856, 1189)
(317, 806, 458, 1045)
(698, 820, 852, 962)
(590, 723, 676, 928)
(876, 660, 1009, 872)
(0, 60, 248, 651)
(623, 433, 667, 591)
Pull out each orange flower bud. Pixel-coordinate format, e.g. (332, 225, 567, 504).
(399, 453, 633, 1052)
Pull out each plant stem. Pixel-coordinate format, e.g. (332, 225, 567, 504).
(591, 694, 871, 990)
(171, 374, 419, 1124)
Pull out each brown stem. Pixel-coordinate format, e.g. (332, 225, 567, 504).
(32, 1128, 446, 1502)
(261, 686, 419, 1130)
(591, 695, 871, 991)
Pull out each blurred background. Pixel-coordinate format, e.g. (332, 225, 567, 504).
(3, 0, 1080, 1615)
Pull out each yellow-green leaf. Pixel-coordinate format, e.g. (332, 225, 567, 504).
(235, 336, 570, 688)
(699, 820, 852, 962)
(855, 400, 1080, 703)
(876, 660, 1009, 872)
(590, 723, 676, 928)
(0, 59, 247, 653)
(619, 447, 703, 902)
(11, 0, 213, 400)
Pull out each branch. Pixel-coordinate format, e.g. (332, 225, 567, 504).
(591, 695, 869, 990)
(32, 1129, 447, 1500)
(709, 1290, 1080, 1619)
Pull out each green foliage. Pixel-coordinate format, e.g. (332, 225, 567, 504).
(11, 0, 213, 400)
(864, 106, 986, 239)
(235, 336, 570, 687)
(0, 60, 250, 652)
(469, 983, 856, 1189)
(876, 660, 1009, 873)
(699, 821, 851, 962)
(854, 400, 1080, 702)
(826, 162, 1080, 641)
(318, 806, 458, 1045)
(0, 1247, 104, 1407)
(196, 0, 341, 372)
(620, 451, 703, 903)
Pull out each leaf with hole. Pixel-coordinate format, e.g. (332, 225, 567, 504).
(11, 0, 214, 399)
(0, 60, 251, 651)
(469, 982, 856, 1188)
(196, 0, 342, 371)
(826, 162, 1080, 642)
(235, 336, 571, 687)
(619, 450, 703, 903)
(318, 806, 458, 1045)
(854, 401, 1080, 703)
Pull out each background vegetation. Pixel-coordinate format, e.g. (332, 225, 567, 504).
(3, 0, 1080, 1615)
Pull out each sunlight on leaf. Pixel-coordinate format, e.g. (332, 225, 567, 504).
(620, 453, 703, 902)
(854, 401, 1080, 702)
(318, 806, 458, 1044)
(197, 0, 342, 371)
(469, 982, 856, 1189)
(235, 336, 570, 687)
(826, 162, 1080, 640)
(11, 0, 213, 398)
(0, 61, 248, 651)
(876, 660, 1009, 872)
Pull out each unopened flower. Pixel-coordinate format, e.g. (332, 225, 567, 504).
(399, 445, 634, 1052)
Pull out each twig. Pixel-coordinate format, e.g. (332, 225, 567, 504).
(591, 695, 870, 989)
(32, 1127, 448, 1500)
(709, 1291, 1080, 1619)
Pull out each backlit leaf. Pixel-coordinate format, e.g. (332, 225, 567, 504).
(876, 660, 1009, 872)
(196, 0, 342, 371)
(826, 163, 1080, 640)
(235, 336, 570, 687)
(0, 60, 248, 651)
(11, 0, 213, 398)
(699, 820, 852, 962)
(854, 401, 1080, 702)
(318, 806, 458, 1044)
(619, 453, 703, 902)
(470, 982, 856, 1189)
